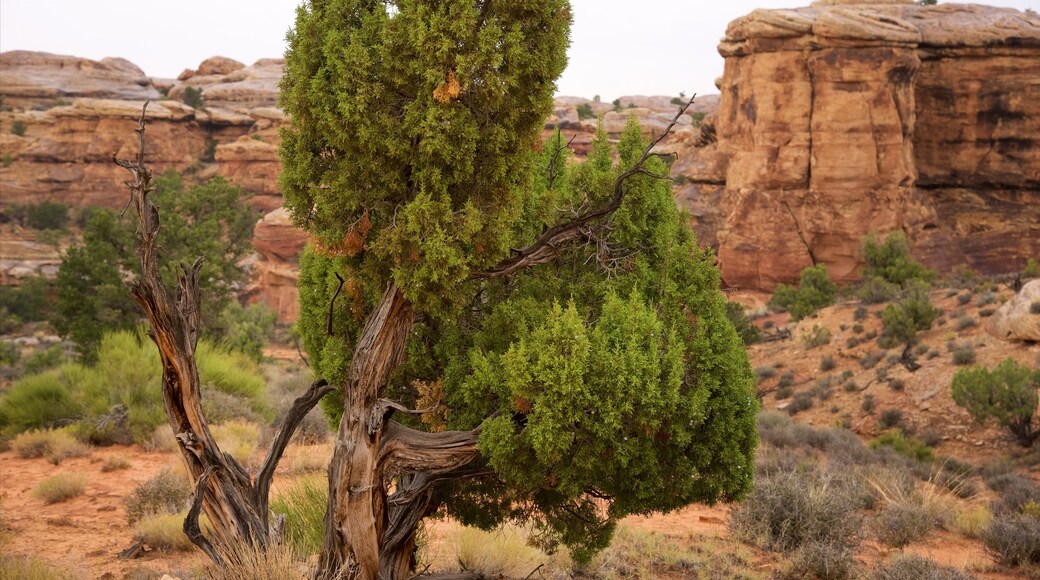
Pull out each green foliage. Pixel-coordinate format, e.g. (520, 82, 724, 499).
(801, 325, 832, 349)
(0, 330, 269, 443)
(870, 430, 934, 463)
(769, 264, 837, 321)
(21, 201, 69, 231)
(725, 301, 761, 345)
(856, 276, 900, 304)
(862, 232, 935, 288)
(1024, 258, 1040, 279)
(576, 103, 595, 120)
(0, 275, 53, 325)
(951, 358, 1040, 446)
(270, 476, 328, 557)
(10, 119, 26, 136)
(1, 154, 12, 167)
(183, 86, 204, 109)
(283, 1, 756, 563)
(53, 172, 258, 358)
(879, 282, 939, 347)
(216, 302, 277, 361)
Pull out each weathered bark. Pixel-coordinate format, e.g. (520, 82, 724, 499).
(115, 103, 333, 563)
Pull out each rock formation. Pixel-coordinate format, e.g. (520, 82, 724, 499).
(988, 279, 1040, 342)
(696, 1, 1040, 290)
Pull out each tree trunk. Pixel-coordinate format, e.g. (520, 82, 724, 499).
(116, 104, 333, 566)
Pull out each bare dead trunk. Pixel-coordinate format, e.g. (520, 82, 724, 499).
(115, 104, 333, 565)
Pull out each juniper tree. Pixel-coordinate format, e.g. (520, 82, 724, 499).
(280, 1, 757, 577)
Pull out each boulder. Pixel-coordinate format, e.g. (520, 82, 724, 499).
(988, 280, 1040, 342)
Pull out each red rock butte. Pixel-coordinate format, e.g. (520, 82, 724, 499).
(697, 0, 1040, 290)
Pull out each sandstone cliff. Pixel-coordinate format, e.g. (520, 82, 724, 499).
(698, 1, 1040, 290)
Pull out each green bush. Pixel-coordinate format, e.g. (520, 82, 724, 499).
(880, 282, 939, 348)
(871, 430, 934, 463)
(770, 264, 837, 321)
(725, 301, 761, 345)
(0, 330, 270, 443)
(857, 276, 900, 305)
(0, 372, 81, 436)
(0, 276, 53, 324)
(10, 119, 26, 136)
(183, 86, 204, 109)
(576, 102, 594, 120)
(862, 232, 935, 288)
(801, 324, 832, 349)
(820, 356, 836, 372)
(952, 358, 1040, 447)
(216, 302, 277, 361)
(24, 202, 69, 231)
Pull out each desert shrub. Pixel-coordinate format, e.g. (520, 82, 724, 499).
(576, 102, 594, 120)
(860, 350, 883, 370)
(857, 276, 901, 305)
(981, 513, 1040, 567)
(880, 282, 939, 348)
(270, 476, 327, 557)
(0, 372, 81, 436)
(820, 356, 836, 372)
(956, 293, 972, 306)
(33, 473, 86, 504)
(950, 343, 975, 366)
(0, 275, 53, 325)
(10, 119, 26, 136)
(872, 554, 973, 580)
(984, 472, 1040, 513)
(210, 539, 299, 580)
(24, 202, 69, 231)
(101, 456, 131, 472)
(951, 358, 1040, 446)
(854, 306, 868, 321)
(211, 420, 260, 467)
(216, 302, 277, 361)
(770, 264, 837, 321)
(954, 315, 976, 331)
(872, 430, 934, 463)
(874, 503, 934, 548)
(455, 525, 543, 578)
(775, 386, 793, 400)
(862, 232, 935, 288)
(22, 345, 66, 375)
(1025, 258, 1040, 279)
(755, 366, 777, 382)
(134, 512, 196, 551)
(183, 86, 204, 109)
(878, 409, 904, 430)
(976, 291, 997, 307)
(789, 540, 857, 580)
(725, 301, 761, 345)
(801, 324, 832, 349)
(12, 428, 91, 464)
(730, 468, 863, 554)
(812, 377, 834, 401)
(777, 371, 794, 388)
(888, 378, 904, 391)
(787, 391, 814, 415)
(0, 554, 76, 580)
(952, 505, 992, 538)
(124, 469, 191, 524)
(862, 394, 875, 414)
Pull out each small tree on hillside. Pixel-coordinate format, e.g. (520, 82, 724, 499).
(952, 358, 1040, 446)
(769, 264, 837, 321)
(279, 1, 758, 577)
(880, 282, 939, 370)
(861, 232, 935, 289)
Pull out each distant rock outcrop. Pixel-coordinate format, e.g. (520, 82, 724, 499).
(695, 1, 1040, 290)
(988, 280, 1040, 342)
(0, 52, 709, 322)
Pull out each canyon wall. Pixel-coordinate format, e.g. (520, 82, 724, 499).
(703, 1, 1040, 290)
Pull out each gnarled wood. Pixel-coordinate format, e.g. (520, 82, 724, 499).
(115, 103, 332, 564)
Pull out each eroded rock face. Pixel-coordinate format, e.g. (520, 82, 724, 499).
(709, 3, 1040, 290)
(0, 51, 160, 108)
(988, 280, 1040, 342)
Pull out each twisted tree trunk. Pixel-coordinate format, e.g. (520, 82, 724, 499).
(115, 103, 332, 565)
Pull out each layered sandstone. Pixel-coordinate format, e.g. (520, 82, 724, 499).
(1, 51, 709, 321)
(706, 1, 1040, 290)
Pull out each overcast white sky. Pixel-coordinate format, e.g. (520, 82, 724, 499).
(1, 1, 1036, 99)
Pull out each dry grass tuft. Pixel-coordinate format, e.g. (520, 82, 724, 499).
(133, 512, 196, 551)
(211, 539, 302, 580)
(454, 525, 543, 578)
(0, 553, 77, 579)
(11, 429, 90, 465)
(32, 473, 87, 504)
